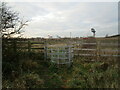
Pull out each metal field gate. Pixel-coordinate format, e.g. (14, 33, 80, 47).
(46, 45, 74, 64)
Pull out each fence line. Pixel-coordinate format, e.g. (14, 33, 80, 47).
(73, 41, 119, 59)
(2, 38, 119, 63)
(2, 39, 45, 53)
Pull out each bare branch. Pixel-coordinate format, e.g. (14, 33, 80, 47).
(1, 2, 28, 38)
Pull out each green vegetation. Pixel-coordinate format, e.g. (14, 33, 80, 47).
(3, 57, 119, 88)
(2, 38, 119, 88)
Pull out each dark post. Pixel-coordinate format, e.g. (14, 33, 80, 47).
(13, 39, 17, 53)
(28, 41, 31, 57)
(44, 39, 47, 61)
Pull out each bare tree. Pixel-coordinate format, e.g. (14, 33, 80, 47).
(0, 2, 28, 38)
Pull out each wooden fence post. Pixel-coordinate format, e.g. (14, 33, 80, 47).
(97, 41, 101, 61)
(28, 41, 31, 53)
(44, 40, 47, 61)
(13, 39, 17, 53)
(50, 48, 52, 58)
(57, 48, 59, 64)
(68, 46, 71, 67)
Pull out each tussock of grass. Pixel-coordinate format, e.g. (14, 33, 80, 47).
(3, 56, 119, 88)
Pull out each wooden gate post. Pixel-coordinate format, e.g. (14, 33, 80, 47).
(57, 48, 60, 64)
(13, 39, 17, 53)
(44, 40, 47, 61)
(97, 41, 101, 61)
(28, 41, 31, 57)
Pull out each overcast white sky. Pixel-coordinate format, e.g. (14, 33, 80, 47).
(7, 1, 118, 38)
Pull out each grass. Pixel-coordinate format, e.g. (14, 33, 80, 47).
(3, 56, 119, 88)
(2, 37, 119, 88)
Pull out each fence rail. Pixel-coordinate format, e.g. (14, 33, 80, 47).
(2, 39, 45, 53)
(2, 38, 119, 63)
(73, 40, 119, 59)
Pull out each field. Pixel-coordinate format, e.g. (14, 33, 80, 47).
(2, 37, 119, 88)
